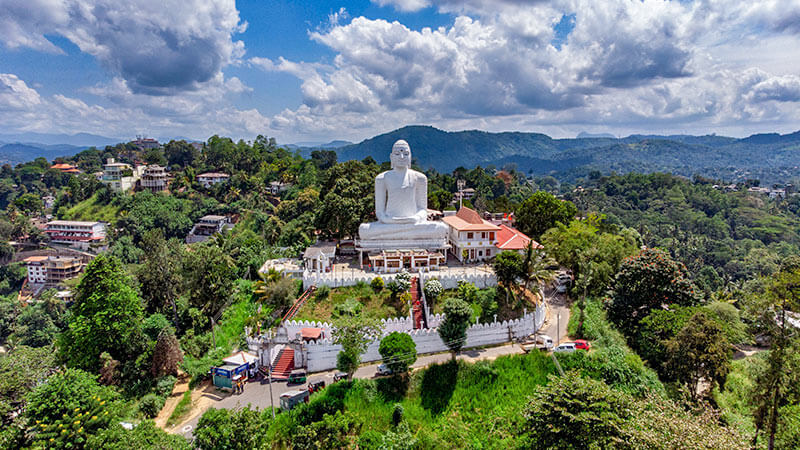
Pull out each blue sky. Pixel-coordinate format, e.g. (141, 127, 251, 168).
(1, 0, 799, 144)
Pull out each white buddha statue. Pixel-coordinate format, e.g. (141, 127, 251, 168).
(358, 140, 448, 241)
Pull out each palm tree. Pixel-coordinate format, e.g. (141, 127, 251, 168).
(521, 242, 557, 296)
(253, 268, 283, 303)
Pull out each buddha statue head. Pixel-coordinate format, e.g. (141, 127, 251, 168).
(390, 140, 411, 170)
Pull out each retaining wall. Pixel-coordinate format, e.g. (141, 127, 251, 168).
(303, 269, 497, 290)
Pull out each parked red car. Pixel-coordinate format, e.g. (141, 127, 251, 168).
(574, 340, 591, 350)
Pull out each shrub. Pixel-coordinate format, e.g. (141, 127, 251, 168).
(392, 403, 404, 426)
(371, 276, 384, 292)
(139, 393, 165, 418)
(379, 332, 417, 374)
(315, 285, 331, 301)
(423, 279, 442, 301)
(358, 430, 383, 449)
(142, 313, 172, 341)
(155, 375, 177, 397)
(334, 298, 363, 317)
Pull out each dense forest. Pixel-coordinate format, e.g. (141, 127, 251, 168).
(0, 135, 798, 448)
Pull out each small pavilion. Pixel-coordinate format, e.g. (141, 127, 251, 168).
(366, 248, 446, 273)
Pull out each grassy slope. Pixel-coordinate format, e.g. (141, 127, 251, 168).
(270, 352, 557, 448)
(293, 283, 403, 322)
(61, 193, 120, 222)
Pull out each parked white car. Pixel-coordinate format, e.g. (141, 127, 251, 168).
(535, 335, 554, 350)
(554, 343, 576, 353)
(376, 364, 393, 376)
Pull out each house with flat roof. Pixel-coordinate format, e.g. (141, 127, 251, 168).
(23, 255, 84, 287)
(441, 207, 500, 263)
(45, 220, 106, 250)
(185, 215, 232, 243)
(101, 158, 142, 191)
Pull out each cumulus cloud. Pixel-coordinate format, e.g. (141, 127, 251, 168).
(247, 0, 800, 140)
(0, 0, 246, 94)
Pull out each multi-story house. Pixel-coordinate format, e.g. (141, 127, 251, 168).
(101, 158, 142, 191)
(442, 207, 500, 263)
(45, 220, 106, 250)
(186, 215, 232, 243)
(197, 172, 230, 188)
(141, 164, 169, 192)
(24, 255, 84, 287)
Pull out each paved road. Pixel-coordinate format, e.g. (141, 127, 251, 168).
(177, 342, 526, 439)
(177, 289, 571, 439)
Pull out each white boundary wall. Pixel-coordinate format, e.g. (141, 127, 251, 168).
(302, 303, 545, 372)
(303, 269, 496, 290)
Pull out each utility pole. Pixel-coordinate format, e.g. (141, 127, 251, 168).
(557, 312, 561, 344)
(266, 339, 275, 418)
(457, 179, 465, 209)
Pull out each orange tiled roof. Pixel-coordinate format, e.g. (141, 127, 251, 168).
(442, 207, 500, 231)
(495, 224, 542, 250)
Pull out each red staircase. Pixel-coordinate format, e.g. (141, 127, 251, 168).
(411, 277, 423, 329)
(271, 347, 295, 380)
(282, 286, 316, 322)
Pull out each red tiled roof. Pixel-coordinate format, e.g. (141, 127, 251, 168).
(495, 224, 542, 250)
(300, 327, 322, 340)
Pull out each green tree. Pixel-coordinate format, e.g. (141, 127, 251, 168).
(515, 191, 577, 240)
(88, 420, 191, 450)
(423, 279, 443, 307)
(521, 243, 556, 293)
(151, 329, 183, 378)
(664, 311, 732, 401)
(315, 160, 377, 239)
(137, 229, 183, 324)
(0, 345, 58, 423)
(522, 372, 633, 449)
(438, 297, 473, 359)
(492, 251, 523, 304)
(194, 407, 271, 450)
(184, 242, 236, 317)
(748, 264, 800, 450)
(379, 332, 417, 374)
(25, 368, 122, 448)
(606, 248, 697, 334)
(333, 315, 382, 377)
(58, 254, 146, 373)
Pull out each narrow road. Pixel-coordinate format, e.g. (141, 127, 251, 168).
(176, 342, 526, 439)
(540, 285, 571, 344)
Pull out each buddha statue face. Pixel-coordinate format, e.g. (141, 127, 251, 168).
(390, 140, 411, 170)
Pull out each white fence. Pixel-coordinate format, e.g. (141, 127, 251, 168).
(302, 303, 545, 372)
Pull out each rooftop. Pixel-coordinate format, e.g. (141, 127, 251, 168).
(441, 207, 500, 231)
(495, 224, 541, 251)
(198, 172, 229, 178)
(304, 242, 336, 259)
(46, 220, 103, 227)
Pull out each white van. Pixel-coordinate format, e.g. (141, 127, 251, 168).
(554, 343, 576, 353)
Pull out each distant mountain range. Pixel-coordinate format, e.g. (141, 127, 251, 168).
(3, 127, 800, 183)
(331, 126, 800, 183)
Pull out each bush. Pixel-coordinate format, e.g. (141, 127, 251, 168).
(155, 375, 177, 397)
(371, 277, 384, 292)
(379, 332, 417, 374)
(139, 393, 166, 418)
(392, 403, 404, 426)
(358, 430, 383, 449)
(334, 298, 362, 317)
(315, 285, 331, 301)
(423, 279, 442, 301)
(142, 313, 172, 341)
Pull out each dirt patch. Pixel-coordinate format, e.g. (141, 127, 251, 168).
(154, 371, 190, 429)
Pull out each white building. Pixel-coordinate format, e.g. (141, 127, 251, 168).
(140, 165, 169, 193)
(269, 181, 292, 195)
(441, 207, 500, 263)
(23, 255, 84, 286)
(303, 242, 336, 274)
(101, 158, 142, 191)
(45, 220, 106, 250)
(197, 172, 230, 188)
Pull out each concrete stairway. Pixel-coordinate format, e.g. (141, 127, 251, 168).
(271, 347, 295, 380)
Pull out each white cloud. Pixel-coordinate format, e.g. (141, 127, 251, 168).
(0, 0, 246, 94)
(250, 0, 800, 140)
(372, 0, 431, 13)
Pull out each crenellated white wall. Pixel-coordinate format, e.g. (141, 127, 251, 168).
(301, 303, 545, 372)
